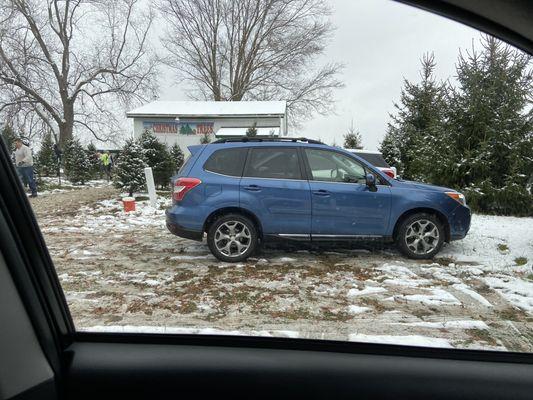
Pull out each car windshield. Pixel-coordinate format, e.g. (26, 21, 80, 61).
(2, 0, 531, 354)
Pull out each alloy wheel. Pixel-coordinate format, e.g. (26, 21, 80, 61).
(214, 221, 252, 258)
(404, 219, 440, 255)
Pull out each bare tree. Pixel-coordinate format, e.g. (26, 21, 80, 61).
(0, 0, 158, 147)
(158, 0, 343, 126)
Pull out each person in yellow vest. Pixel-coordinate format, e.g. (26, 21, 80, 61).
(100, 151, 112, 180)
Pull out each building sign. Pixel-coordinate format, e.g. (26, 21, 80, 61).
(143, 120, 214, 135)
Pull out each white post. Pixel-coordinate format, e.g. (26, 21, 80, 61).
(144, 167, 157, 208)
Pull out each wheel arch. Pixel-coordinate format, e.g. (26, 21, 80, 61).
(392, 207, 451, 242)
(203, 207, 263, 239)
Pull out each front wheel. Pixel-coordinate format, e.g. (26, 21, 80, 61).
(207, 214, 258, 262)
(396, 213, 444, 259)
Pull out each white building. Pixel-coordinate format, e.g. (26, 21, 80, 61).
(126, 100, 288, 153)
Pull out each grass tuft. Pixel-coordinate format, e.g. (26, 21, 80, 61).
(514, 257, 528, 266)
(497, 243, 509, 252)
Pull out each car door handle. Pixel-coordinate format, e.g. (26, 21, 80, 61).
(244, 185, 261, 192)
(312, 189, 330, 196)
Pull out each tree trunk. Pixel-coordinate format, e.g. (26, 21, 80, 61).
(59, 103, 75, 148)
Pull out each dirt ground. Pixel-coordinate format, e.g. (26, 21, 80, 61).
(31, 185, 533, 352)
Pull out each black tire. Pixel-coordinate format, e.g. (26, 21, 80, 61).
(396, 213, 444, 259)
(207, 213, 258, 262)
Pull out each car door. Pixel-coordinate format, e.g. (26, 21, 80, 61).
(303, 148, 391, 238)
(239, 146, 311, 237)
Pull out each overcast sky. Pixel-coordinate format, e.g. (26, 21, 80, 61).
(157, 0, 482, 150)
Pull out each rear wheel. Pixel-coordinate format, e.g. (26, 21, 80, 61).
(207, 214, 258, 262)
(396, 213, 444, 259)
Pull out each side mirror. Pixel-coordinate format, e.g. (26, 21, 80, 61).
(365, 173, 377, 192)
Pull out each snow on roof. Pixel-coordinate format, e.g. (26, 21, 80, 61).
(127, 101, 287, 118)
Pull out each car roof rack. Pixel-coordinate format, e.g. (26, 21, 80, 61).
(212, 137, 324, 144)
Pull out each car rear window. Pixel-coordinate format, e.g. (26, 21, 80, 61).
(354, 153, 390, 168)
(244, 148, 302, 180)
(204, 148, 248, 176)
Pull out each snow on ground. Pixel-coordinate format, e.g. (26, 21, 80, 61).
(440, 214, 533, 271)
(36, 178, 112, 196)
(484, 276, 533, 312)
(348, 333, 453, 348)
(397, 320, 489, 330)
(347, 286, 387, 297)
(32, 188, 533, 352)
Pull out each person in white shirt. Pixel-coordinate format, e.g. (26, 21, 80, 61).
(14, 138, 37, 197)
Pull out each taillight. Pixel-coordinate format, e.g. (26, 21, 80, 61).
(173, 177, 201, 201)
(382, 168, 395, 179)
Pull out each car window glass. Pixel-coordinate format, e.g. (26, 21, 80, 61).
(306, 149, 366, 183)
(354, 153, 390, 168)
(244, 148, 302, 180)
(204, 148, 247, 176)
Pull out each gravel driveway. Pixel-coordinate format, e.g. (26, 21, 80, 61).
(31, 185, 533, 351)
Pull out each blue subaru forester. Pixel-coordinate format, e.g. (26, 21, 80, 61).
(166, 138, 471, 262)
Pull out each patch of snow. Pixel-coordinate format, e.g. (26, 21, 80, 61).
(78, 325, 301, 339)
(349, 333, 452, 348)
(484, 276, 533, 312)
(170, 255, 213, 261)
(347, 286, 386, 297)
(452, 283, 493, 307)
(440, 214, 533, 271)
(313, 285, 340, 297)
(276, 257, 297, 263)
(396, 288, 461, 306)
(398, 320, 489, 330)
(273, 330, 300, 338)
(379, 264, 430, 287)
(347, 305, 371, 314)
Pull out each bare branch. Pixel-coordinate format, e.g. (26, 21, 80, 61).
(0, 0, 159, 146)
(158, 0, 343, 124)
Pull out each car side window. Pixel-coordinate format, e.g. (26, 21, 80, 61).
(305, 148, 366, 183)
(244, 148, 302, 180)
(204, 148, 248, 176)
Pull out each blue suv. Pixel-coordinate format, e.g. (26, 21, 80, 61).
(166, 138, 471, 262)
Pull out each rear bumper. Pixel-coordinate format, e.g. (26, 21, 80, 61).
(165, 209, 203, 241)
(166, 220, 203, 241)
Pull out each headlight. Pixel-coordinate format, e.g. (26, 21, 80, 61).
(445, 192, 466, 206)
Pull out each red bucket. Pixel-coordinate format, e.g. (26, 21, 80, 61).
(122, 197, 136, 212)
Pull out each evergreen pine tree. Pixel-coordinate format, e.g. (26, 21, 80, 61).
(35, 133, 57, 177)
(86, 143, 102, 179)
(170, 143, 185, 172)
(383, 53, 448, 182)
(114, 139, 147, 197)
(1, 124, 16, 153)
(137, 129, 175, 188)
(343, 120, 363, 149)
(246, 123, 258, 137)
(200, 132, 211, 144)
(379, 125, 403, 173)
(447, 36, 532, 215)
(63, 138, 92, 184)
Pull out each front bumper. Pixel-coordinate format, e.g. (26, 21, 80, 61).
(449, 205, 471, 241)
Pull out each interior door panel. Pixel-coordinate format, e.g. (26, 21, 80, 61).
(65, 340, 533, 400)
